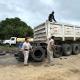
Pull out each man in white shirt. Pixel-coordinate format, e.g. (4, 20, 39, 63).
(47, 36, 55, 65)
(21, 37, 32, 66)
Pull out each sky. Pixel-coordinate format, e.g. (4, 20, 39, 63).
(0, 0, 80, 28)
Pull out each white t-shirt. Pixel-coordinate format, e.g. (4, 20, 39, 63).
(47, 39, 54, 51)
(21, 42, 32, 50)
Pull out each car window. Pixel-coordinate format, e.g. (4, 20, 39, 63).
(11, 38, 15, 40)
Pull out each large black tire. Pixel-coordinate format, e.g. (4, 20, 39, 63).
(31, 47, 45, 62)
(72, 44, 80, 55)
(53, 45, 62, 58)
(62, 44, 72, 56)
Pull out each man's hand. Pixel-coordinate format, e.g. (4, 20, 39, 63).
(51, 45, 56, 50)
(30, 48, 34, 52)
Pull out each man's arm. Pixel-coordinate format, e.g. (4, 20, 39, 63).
(52, 15, 56, 22)
(29, 43, 33, 50)
(50, 40, 55, 50)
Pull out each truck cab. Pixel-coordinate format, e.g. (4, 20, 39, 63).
(3, 37, 17, 46)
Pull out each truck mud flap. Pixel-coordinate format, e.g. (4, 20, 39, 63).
(72, 44, 80, 55)
(62, 44, 72, 56)
(31, 47, 45, 62)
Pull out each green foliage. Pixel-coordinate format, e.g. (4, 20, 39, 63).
(0, 17, 33, 39)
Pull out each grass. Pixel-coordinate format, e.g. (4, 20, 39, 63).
(0, 44, 19, 52)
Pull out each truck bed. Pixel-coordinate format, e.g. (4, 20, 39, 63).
(34, 21, 80, 42)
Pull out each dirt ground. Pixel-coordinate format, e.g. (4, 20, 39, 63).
(0, 53, 80, 80)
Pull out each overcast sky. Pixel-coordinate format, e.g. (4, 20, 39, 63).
(0, 0, 80, 27)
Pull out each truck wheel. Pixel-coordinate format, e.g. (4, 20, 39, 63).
(62, 44, 72, 56)
(14, 51, 24, 62)
(72, 44, 80, 55)
(31, 47, 45, 62)
(53, 45, 62, 58)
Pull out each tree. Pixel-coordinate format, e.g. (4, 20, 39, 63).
(0, 17, 33, 39)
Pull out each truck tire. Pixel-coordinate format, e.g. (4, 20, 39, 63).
(62, 44, 72, 56)
(14, 51, 24, 62)
(72, 44, 80, 55)
(53, 45, 62, 58)
(31, 47, 45, 62)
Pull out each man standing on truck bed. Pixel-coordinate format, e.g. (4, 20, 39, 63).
(47, 36, 55, 65)
(21, 37, 32, 66)
(48, 11, 56, 22)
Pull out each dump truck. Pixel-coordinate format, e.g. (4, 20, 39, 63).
(15, 21, 80, 62)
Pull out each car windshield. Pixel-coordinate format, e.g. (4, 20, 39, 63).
(11, 38, 15, 40)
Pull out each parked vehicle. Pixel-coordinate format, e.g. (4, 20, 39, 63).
(3, 37, 33, 46)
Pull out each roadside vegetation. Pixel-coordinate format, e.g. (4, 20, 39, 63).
(0, 17, 33, 40)
(0, 44, 19, 53)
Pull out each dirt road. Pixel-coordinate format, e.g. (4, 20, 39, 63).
(0, 54, 80, 80)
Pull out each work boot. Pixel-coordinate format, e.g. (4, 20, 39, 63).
(24, 64, 29, 66)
